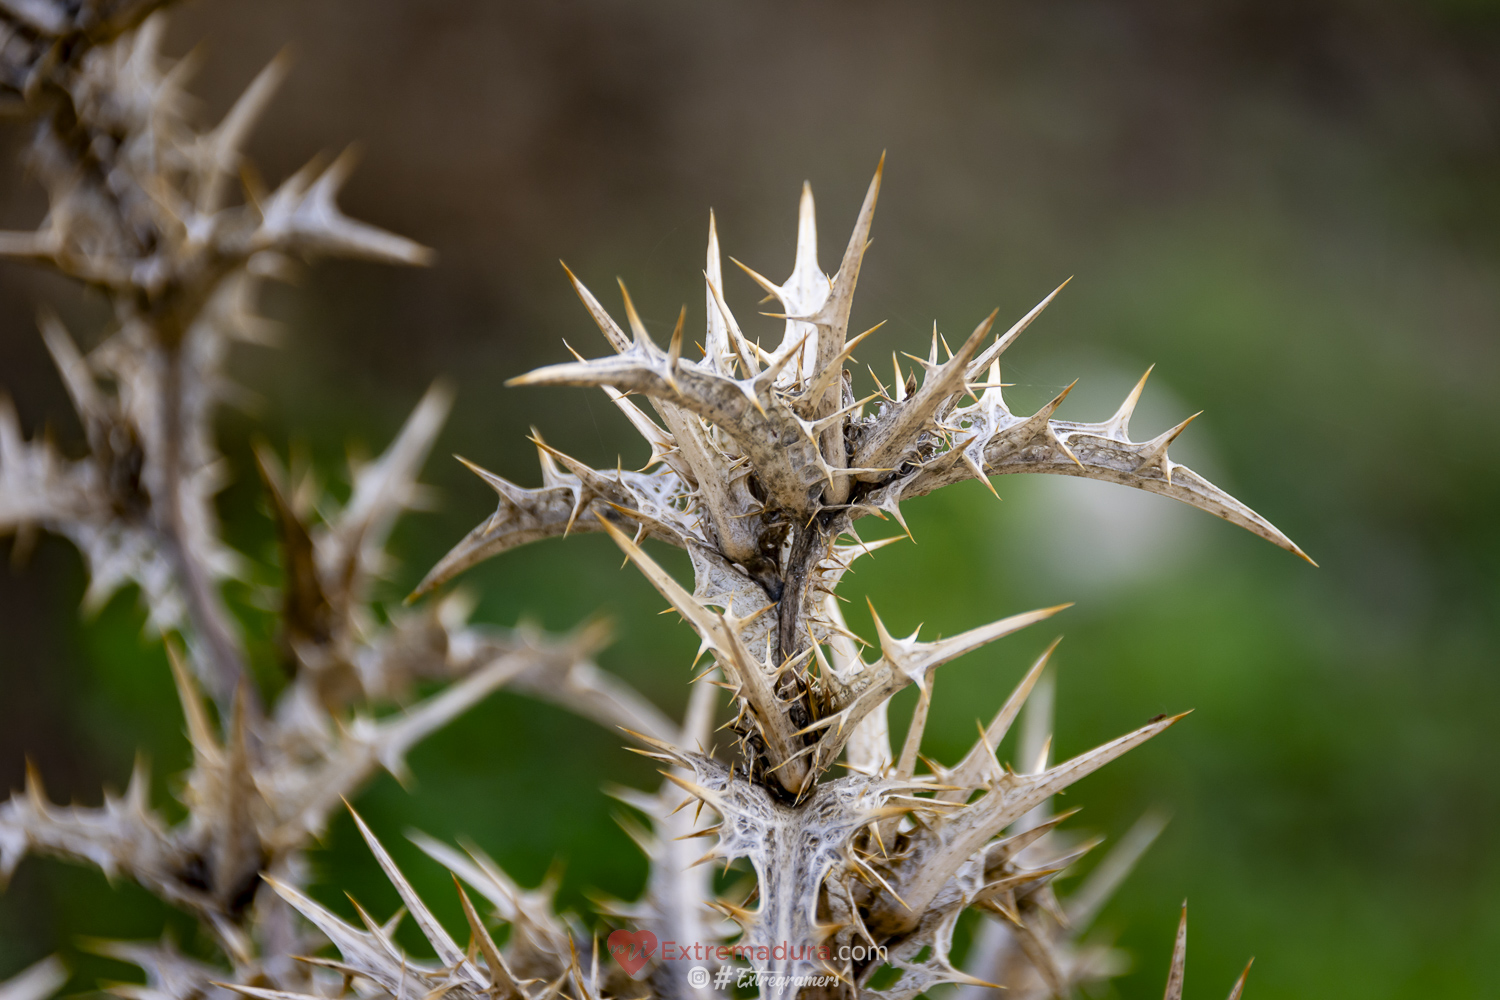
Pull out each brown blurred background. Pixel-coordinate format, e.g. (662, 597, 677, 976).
(3, 2, 1499, 997)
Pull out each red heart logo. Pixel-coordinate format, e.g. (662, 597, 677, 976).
(608, 928, 658, 976)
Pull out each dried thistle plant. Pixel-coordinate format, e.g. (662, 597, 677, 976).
(232, 166, 1307, 999)
(0, 5, 1309, 1000)
(0, 3, 599, 991)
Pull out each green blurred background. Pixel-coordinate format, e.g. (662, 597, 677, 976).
(2, 1, 1498, 997)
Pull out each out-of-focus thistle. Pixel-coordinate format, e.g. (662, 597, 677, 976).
(0, 5, 1310, 1000)
(0, 3, 601, 993)
(251, 160, 1308, 999)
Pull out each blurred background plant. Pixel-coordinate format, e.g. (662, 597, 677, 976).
(1, 2, 1495, 998)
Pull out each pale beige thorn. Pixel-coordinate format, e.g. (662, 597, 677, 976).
(989, 807, 1082, 867)
(38, 308, 104, 424)
(623, 747, 676, 764)
(659, 770, 726, 812)
(22, 758, 47, 812)
(527, 435, 596, 535)
(942, 637, 1062, 799)
(454, 875, 521, 998)
(706, 212, 723, 276)
(803, 322, 884, 405)
(665, 306, 686, 391)
(1057, 430, 1084, 467)
(452, 455, 519, 500)
(712, 898, 756, 924)
(771, 646, 816, 685)
(791, 713, 844, 738)
(166, 642, 218, 758)
(566, 938, 588, 1000)
(201, 51, 290, 211)
(564, 494, 591, 537)
(808, 634, 834, 677)
(754, 328, 812, 393)
(1009, 380, 1082, 468)
(530, 429, 566, 488)
(1105, 363, 1155, 438)
(1029, 380, 1077, 427)
(965, 276, 1073, 380)
(849, 853, 908, 910)
(891, 353, 906, 402)
(1139, 411, 1202, 486)
(984, 889, 1022, 926)
(822, 154, 884, 308)
(811, 393, 879, 435)
(704, 268, 766, 376)
(561, 261, 630, 352)
(626, 524, 646, 566)
(1030, 734, 1053, 776)
(958, 447, 1000, 499)
(704, 211, 734, 373)
(1011, 711, 1189, 824)
(796, 180, 819, 274)
(1226, 958, 1255, 1000)
(946, 970, 1006, 991)
(972, 717, 1004, 785)
(124, 753, 151, 814)
(345, 803, 467, 968)
(882, 497, 914, 541)
(616, 279, 659, 350)
(1164, 901, 1188, 1000)
(853, 309, 998, 483)
(835, 533, 902, 561)
(617, 726, 688, 761)
(867, 819, 888, 858)
(731, 256, 783, 300)
(220, 50, 291, 149)
(865, 597, 898, 656)
(895, 680, 934, 779)
(590, 933, 601, 999)
(665, 792, 697, 818)
(883, 793, 963, 812)
(901, 350, 944, 379)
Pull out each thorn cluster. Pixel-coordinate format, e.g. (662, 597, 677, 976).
(0, 6, 1298, 999)
(299, 160, 1301, 998)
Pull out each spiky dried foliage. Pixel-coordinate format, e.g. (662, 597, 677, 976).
(1, 5, 1293, 998)
(0, 5, 598, 993)
(1154, 904, 1254, 1000)
(245, 164, 1297, 999)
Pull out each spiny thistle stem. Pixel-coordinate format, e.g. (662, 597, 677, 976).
(0, 5, 1298, 999)
(335, 159, 1294, 997)
(158, 346, 256, 714)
